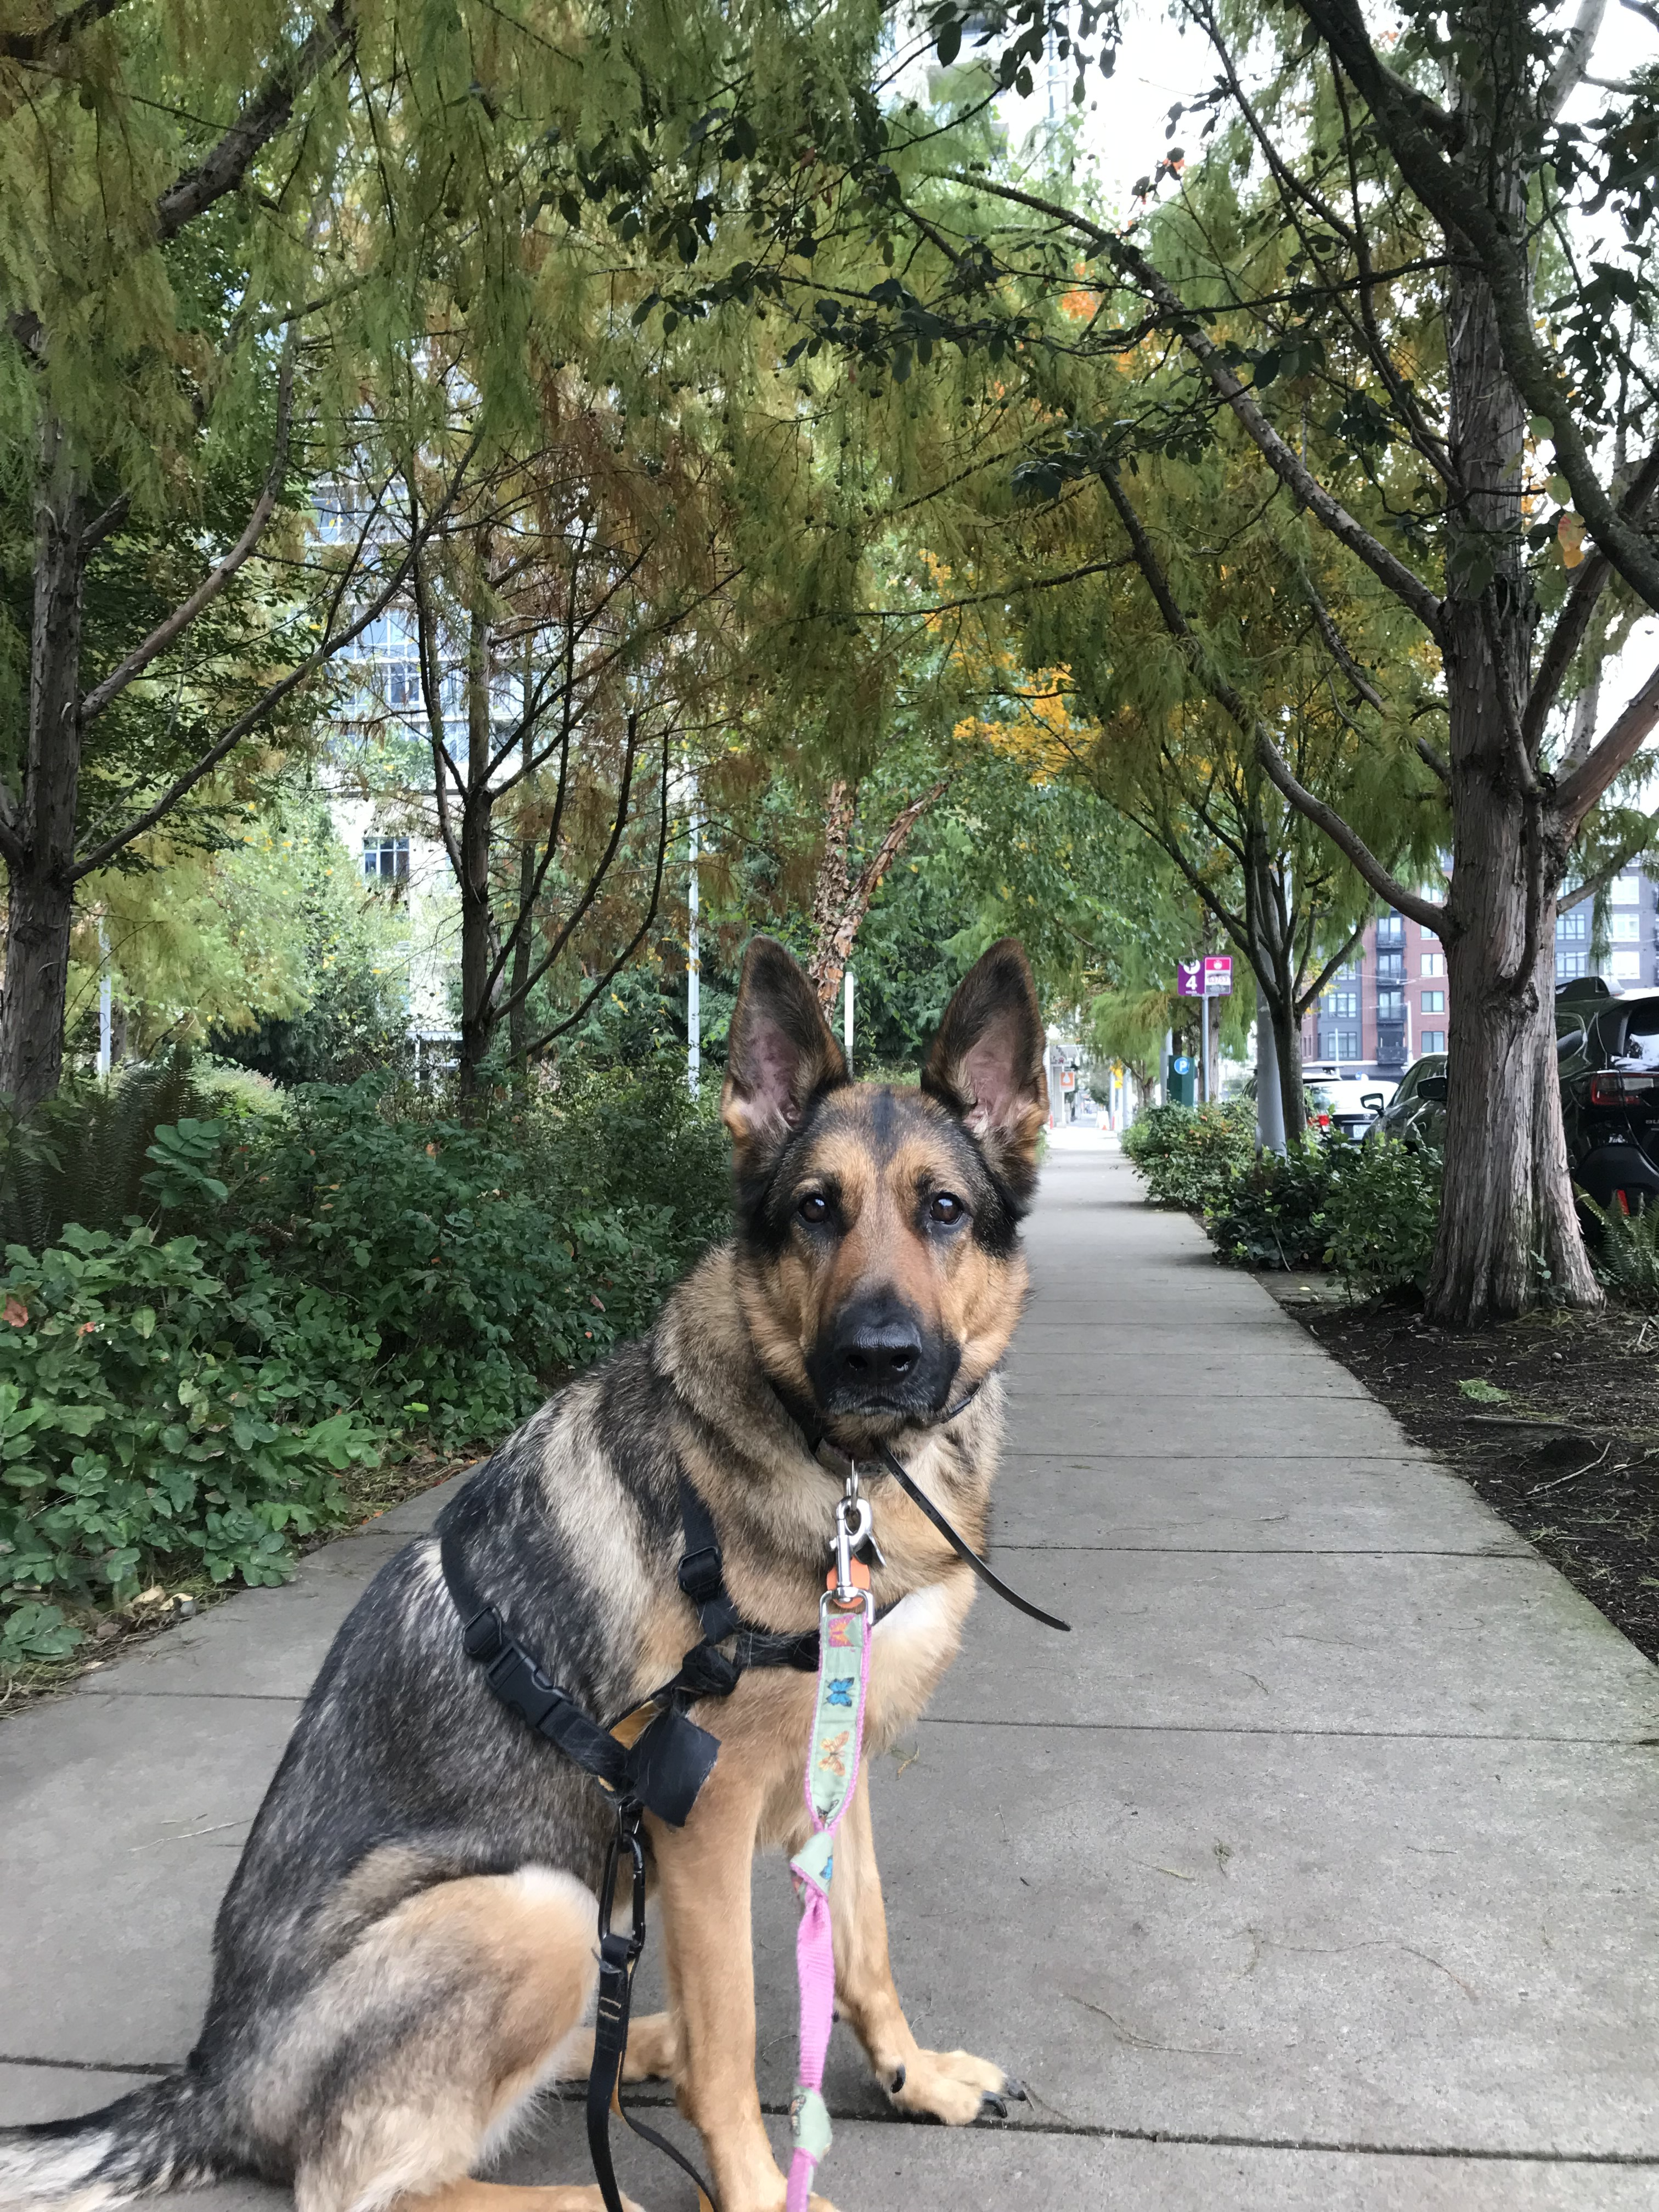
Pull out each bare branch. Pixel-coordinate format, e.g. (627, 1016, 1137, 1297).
(80, 342, 298, 724)
(1555, 661, 1659, 828)
(71, 434, 481, 879)
(520, 729, 673, 1060)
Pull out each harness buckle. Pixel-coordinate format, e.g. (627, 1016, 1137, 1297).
(461, 1604, 505, 1662)
(677, 1545, 725, 1606)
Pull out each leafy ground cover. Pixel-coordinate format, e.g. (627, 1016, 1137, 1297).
(0, 1059, 729, 1690)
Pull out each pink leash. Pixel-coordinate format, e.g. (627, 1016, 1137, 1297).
(785, 1476, 876, 2212)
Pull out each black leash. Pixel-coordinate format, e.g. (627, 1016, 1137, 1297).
(789, 1375, 1072, 1636)
(872, 1442, 1070, 1634)
(586, 1804, 717, 2212)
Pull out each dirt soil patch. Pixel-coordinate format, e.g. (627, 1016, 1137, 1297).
(1299, 1297, 1659, 1664)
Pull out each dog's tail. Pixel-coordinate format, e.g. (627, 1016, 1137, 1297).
(0, 2073, 228, 2212)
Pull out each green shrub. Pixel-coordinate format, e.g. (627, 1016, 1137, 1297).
(0, 1224, 380, 1672)
(0, 1057, 732, 1672)
(1121, 1101, 1254, 1211)
(1206, 1138, 1347, 1271)
(1583, 1193, 1659, 1311)
(1321, 1137, 1441, 1297)
(1127, 1105, 1442, 1294)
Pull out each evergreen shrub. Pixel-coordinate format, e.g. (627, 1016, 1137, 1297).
(1120, 1100, 1254, 1211)
(0, 1060, 730, 1673)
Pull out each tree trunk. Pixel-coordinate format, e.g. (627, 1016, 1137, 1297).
(806, 780, 857, 1011)
(456, 586, 497, 1104)
(807, 776, 949, 1014)
(1426, 33, 1599, 1322)
(1271, 978, 1305, 1141)
(0, 417, 86, 1112)
(507, 679, 534, 1094)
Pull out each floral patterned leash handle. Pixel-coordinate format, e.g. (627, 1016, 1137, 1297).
(785, 1474, 876, 2212)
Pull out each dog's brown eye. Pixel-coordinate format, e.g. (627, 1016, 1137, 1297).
(930, 1192, 965, 1224)
(798, 1193, 830, 1225)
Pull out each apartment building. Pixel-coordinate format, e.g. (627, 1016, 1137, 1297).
(1302, 871, 1659, 1079)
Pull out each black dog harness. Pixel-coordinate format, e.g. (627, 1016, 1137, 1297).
(438, 1402, 1068, 2212)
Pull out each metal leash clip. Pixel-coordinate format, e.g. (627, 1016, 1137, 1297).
(826, 1463, 877, 1623)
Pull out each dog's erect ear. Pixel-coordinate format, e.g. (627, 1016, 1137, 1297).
(722, 937, 848, 1155)
(922, 939, 1047, 1191)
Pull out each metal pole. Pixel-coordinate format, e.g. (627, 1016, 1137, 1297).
(843, 967, 855, 1074)
(687, 776, 701, 1098)
(97, 919, 112, 1079)
(1255, 981, 1286, 1153)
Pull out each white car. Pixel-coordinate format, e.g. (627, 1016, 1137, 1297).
(1302, 1063, 1396, 1142)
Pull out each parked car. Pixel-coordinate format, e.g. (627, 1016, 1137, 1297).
(1364, 991, 1659, 1214)
(1365, 1052, 1448, 1150)
(1557, 984, 1659, 1213)
(1302, 1062, 1397, 1143)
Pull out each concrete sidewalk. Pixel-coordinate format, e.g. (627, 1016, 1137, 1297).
(5, 1149, 1659, 2208)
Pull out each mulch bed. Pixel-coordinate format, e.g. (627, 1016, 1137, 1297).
(1297, 1297, 1659, 1664)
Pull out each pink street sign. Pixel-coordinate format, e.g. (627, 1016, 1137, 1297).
(1203, 956, 1233, 997)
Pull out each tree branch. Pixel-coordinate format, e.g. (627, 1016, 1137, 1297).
(1288, 0, 1659, 615)
(71, 434, 480, 878)
(1554, 661, 1659, 828)
(1, 0, 131, 63)
(153, 5, 353, 244)
(520, 728, 673, 1060)
(1099, 461, 1447, 933)
(1522, 440, 1659, 747)
(80, 341, 298, 724)
(964, 175, 1446, 637)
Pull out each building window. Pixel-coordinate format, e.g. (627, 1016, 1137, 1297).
(364, 834, 409, 883)
(1331, 957, 1361, 980)
(1377, 950, 1404, 981)
(1421, 989, 1446, 1013)
(1557, 908, 1588, 941)
(1613, 874, 1640, 902)
(1421, 1030, 1446, 1054)
(1376, 913, 1405, 946)
(1421, 951, 1445, 976)
(1556, 947, 1589, 979)
(1612, 910, 1640, 941)
(1612, 947, 1643, 980)
(1335, 1029, 1360, 1059)
(1323, 989, 1359, 1018)
(1378, 988, 1404, 1020)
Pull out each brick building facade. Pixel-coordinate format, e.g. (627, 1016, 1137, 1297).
(1301, 872, 1659, 1079)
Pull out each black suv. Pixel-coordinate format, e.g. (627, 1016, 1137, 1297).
(1363, 984, 1659, 1214)
(1556, 980, 1659, 1212)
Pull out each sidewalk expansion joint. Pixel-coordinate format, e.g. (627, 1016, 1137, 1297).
(544, 2087, 1659, 2165)
(921, 1717, 1659, 1745)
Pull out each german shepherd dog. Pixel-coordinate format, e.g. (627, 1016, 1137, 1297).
(1, 936, 1048, 2212)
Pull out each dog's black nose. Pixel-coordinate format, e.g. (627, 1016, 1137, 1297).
(833, 1301, 925, 1390)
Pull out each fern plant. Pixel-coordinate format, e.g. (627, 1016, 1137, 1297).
(1582, 1193, 1659, 1312)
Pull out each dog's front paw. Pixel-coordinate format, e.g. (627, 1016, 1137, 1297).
(885, 2047, 1009, 2126)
